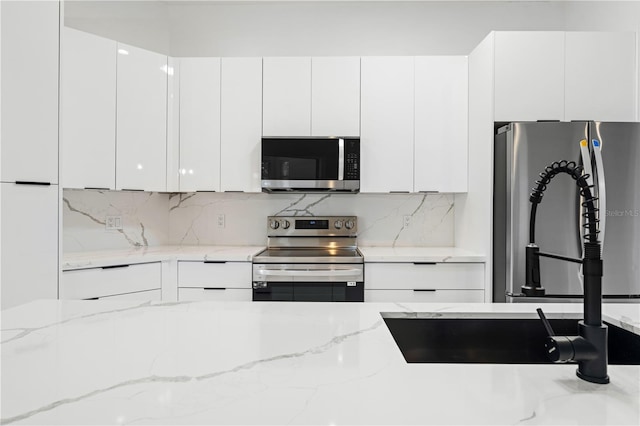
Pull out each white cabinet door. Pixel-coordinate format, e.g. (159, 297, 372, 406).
(311, 57, 360, 137)
(61, 27, 116, 190)
(221, 58, 263, 192)
(178, 261, 252, 289)
(116, 43, 168, 192)
(414, 56, 468, 193)
(179, 288, 252, 302)
(262, 57, 311, 136)
(1, 1, 59, 184)
(365, 263, 485, 290)
(360, 57, 414, 193)
(565, 32, 637, 122)
(1, 183, 58, 310)
(179, 58, 221, 192)
(178, 261, 252, 301)
(494, 32, 565, 122)
(61, 262, 161, 299)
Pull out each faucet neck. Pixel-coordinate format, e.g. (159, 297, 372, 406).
(582, 241, 603, 326)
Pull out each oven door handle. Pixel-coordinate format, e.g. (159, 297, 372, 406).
(255, 269, 362, 277)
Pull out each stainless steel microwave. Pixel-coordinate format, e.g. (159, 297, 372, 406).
(261, 137, 360, 192)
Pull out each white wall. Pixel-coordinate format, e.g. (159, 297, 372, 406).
(164, 0, 567, 56)
(64, 1, 640, 58)
(64, 0, 171, 54)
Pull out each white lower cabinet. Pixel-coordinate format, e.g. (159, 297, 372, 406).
(177, 261, 252, 301)
(61, 262, 161, 300)
(1, 183, 59, 310)
(179, 288, 251, 302)
(364, 262, 484, 303)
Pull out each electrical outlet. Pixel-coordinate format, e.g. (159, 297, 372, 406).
(217, 214, 225, 228)
(105, 215, 123, 230)
(403, 215, 411, 228)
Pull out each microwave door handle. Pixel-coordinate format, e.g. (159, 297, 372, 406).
(338, 138, 345, 180)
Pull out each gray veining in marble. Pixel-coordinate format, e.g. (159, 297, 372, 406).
(0, 318, 383, 425)
(64, 189, 454, 251)
(0, 301, 189, 345)
(273, 193, 332, 217)
(63, 189, 170, 251)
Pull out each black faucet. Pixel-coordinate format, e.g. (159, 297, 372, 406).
(525, 160, 609, 384)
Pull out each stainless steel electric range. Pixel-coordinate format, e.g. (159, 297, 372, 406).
(252, 216, 364, 302)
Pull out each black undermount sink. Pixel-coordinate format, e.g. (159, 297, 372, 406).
(382, 314, 640, 365)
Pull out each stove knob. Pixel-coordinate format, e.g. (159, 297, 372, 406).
(345, 219, 355, 230)
(334, 220, 343, 229)
(269, 219, 280, 229)
(281, 219, 290, 229)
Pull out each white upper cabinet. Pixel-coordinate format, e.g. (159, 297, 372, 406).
(311, 57, 361, 137)
(1, 1, 59, 184)
(263, 57, 311, 136)
(494, 31, 565, 122)
(221, 57, 263, 192)
(564, 32, 637, 122)
(116, 43, 168, 192)
(1, 182, 58, 310)
(414, 56, 469, 193)
(61, 27, 117, 190)
(492, 31, 637, 122)
(360, 57, 415, 193)
(179, 58, 221, 192)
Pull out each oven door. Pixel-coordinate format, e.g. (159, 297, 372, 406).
(252, 263, 364, 302)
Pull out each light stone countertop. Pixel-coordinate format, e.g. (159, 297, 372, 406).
(62, 245, 267, 270)
(359, 246, 486, 262)
(62, 246, 486, 270)
(1, 300, 638, 425)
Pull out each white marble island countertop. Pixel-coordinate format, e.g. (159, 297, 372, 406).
(1, 301, 638, 425)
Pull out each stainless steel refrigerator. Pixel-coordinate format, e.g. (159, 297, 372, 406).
(493, 121, 640, 302)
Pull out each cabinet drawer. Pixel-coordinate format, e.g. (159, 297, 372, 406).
(95, 289, 161, 301)
(178, 261, 251, 289)
(178, 288, 252, 302)
(61, 262, 161, 300)
(365, 263, 484, 290)
(365, 289, 484, 303)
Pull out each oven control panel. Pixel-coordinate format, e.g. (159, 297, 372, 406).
(267, 216, 357, 236)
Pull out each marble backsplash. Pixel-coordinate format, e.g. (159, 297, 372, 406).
(63, 190, 455, 252)
(169, 192, 454, 247)
(63, 189, 170, 252)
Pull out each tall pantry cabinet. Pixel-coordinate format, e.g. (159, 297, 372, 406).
(1, 1, 60, 310)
